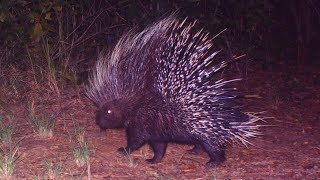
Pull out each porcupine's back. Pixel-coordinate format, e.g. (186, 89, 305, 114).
(86, 16, 178, 108)
(153, 18, 261, 145)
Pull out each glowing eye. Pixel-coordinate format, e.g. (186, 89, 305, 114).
(107, 110, 112, 114)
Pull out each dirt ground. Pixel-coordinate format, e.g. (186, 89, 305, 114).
(0, 62, 319, 179)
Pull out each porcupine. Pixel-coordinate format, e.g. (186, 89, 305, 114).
(86, 15, 262, 166)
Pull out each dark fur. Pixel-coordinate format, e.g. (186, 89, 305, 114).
(96, 90, 226, 166)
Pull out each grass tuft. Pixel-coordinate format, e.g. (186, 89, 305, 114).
(0, 115, 16, 144)
(0, 143, 20, 179)
(73, 142, 90, 167)
(25, 101, 56, 137)
(44, 160, 62, 180)
(70, 126, 85, 144)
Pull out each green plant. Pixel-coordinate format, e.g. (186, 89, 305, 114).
(0, 143, 20, 179)
(0, 115, 15, 144)
(26, 100, 56, 137)
(32, 175, 40, 180)
(32, 174, 41, 180)
(32, 114, 54, 137)
(26, 48, 40, 88)
(42, 38, 60, 96)
(70, 125, 85, 144)
(73, 142, 90, 167)
(155, 172, 171, 180)
(44, 160, 62, 180)
(68, 117, 92, 179)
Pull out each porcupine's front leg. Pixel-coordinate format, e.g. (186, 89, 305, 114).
(118, 128, 145, 155)
(201, 141, 225, 166)
(146, 141, 168, 163)
(117, 138, 145, 155)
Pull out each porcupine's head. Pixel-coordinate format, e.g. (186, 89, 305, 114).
(95, 100, 126, 130)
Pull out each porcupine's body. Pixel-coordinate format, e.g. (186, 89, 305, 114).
(86, 15, 261, 166)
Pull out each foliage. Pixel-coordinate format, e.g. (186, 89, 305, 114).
(1, 0, 124, 93)
(0, 0, 318, 78)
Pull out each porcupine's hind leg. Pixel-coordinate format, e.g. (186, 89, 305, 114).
(146, 141, 168, 163)
(201, 141, 225, 166)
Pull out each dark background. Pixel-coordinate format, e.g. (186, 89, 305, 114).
(1, 0, 319, 82)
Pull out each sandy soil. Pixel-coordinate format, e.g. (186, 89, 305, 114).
(0, 63, 319, 179)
